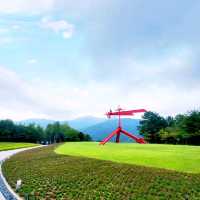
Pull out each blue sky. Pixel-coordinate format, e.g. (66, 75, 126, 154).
(0, 0, 199, 120)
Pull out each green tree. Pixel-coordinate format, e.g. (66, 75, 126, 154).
(139, 111, 168, 143)
(45, 124, 58, 144)
(166, 116, 174, 127)
(0, 119, 91, 144)
(183, 111, 200, 134)
(0, 120, 15, 139)
(183, 111, 200, 145)
(83, 134, 92, 141)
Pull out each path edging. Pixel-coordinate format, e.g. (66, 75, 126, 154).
(0, 145, 45, 200)
(0, 164, 21, 200)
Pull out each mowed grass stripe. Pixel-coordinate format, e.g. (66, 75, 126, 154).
(2, 145, 200, 200)
(55, 142, 200, 173)
(0, 142, 39, 151)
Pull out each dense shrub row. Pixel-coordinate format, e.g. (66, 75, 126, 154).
(3, 145, 200, 200)
(0, 120, 91, 143)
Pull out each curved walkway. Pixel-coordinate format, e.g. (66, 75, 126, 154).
(0, 146, 42, 200)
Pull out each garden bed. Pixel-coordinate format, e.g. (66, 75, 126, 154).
(2, 144, 200, 199)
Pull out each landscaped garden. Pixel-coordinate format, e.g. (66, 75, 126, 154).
(0, 142, 39, 151)
(2, 143, 200, 199)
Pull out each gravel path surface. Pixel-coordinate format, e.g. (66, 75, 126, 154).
(0, 146, 42, 200)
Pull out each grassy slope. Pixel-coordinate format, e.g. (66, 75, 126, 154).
(3, 145, 200, 200)
(0, 142, 39, 151)
(55, 142, 200, 173)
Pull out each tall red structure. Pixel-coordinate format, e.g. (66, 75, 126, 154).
(99, 106, 147, 145)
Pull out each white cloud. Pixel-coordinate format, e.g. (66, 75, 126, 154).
(0, 65, 74, 120)
(63, 30, 73, 39)
(0, 25, 22, 45)
(0, 0, 55, 14)
(12, 25, 21, 30)
(0, 27, 12, 45)
(0, 0, 111, 16)
(28, 59, 38, 64)
(0, 0, 199, 121)
(40, 17, 75, 39)
(0, 28, 9, 34)
(0, 64, 199, 121)
(0, 36, 13, 45)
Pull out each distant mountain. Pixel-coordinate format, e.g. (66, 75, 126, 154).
(82, 118, 141, 142)
(68, 116, 105, 131)
(17, 117, 142, 142)
(18, 116, 106, 130)
(17, 119, 57, 128)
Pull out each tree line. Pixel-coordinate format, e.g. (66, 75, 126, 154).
(139, 110, 200, 145)
(0, 120, 91, 143)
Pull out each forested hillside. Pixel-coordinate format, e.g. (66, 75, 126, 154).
(139, 110, 200, 145)
(0, 120, 91, 143)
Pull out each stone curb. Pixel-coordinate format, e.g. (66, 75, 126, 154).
(0, 163, 19, 200)
(0, 145, 45, 200)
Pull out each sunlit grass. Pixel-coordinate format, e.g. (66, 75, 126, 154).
(0, 142, 39, 151)
(55, 142, 200, 173)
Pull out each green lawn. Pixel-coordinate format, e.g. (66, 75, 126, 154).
(55, 142, 200, 173)
(0, 142, 39, 151)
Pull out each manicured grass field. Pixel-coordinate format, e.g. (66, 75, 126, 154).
(2, 145, 200, 200)
(0, 142, 39, 151)
(55, 142, 200, 173)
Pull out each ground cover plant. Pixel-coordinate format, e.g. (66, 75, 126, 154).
(2, 144, 200, 200)
(0, 142, 39, 151)
(55, 142, 200, 173)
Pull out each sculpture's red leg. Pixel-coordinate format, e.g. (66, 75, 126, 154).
(116, 132, 120, 143)
(120, 129, 146, 144)
(100, 127, 121, 145)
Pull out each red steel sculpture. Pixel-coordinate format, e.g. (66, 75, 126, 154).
(99, 106, 147, 145)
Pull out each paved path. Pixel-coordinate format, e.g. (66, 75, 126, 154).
(0, 146, 42, 200)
